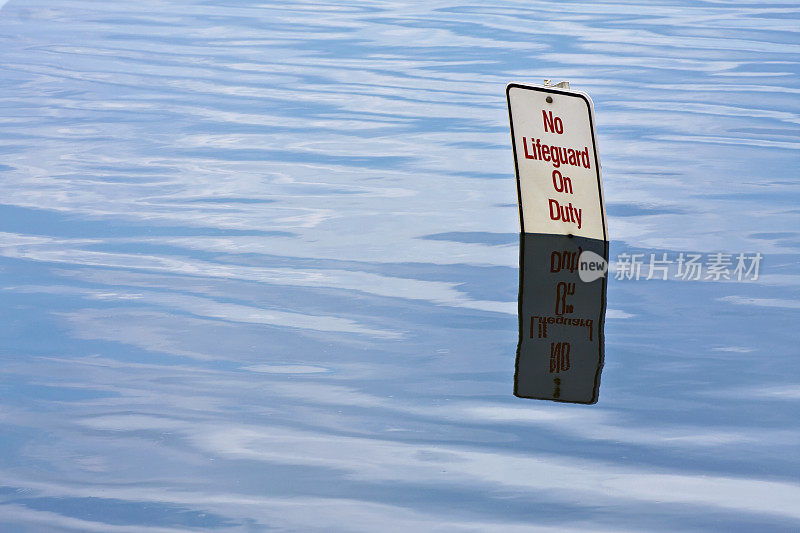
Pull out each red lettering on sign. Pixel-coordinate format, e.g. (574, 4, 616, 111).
(549, 342, 571, 373)
(522, 137, 536, 160)
(555, 282, 575, 316)
(552, 170, 572, 194)
(548, 199, 582, 229)
(542, 110, 564, 134)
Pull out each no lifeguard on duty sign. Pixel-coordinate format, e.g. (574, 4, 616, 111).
(507, 82, 608, 241)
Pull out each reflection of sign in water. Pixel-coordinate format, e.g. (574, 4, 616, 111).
(506, 83, 608, 241)
(514, 233, 608, 404)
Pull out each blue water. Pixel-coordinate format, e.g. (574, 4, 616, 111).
(1, 0, 799, 530)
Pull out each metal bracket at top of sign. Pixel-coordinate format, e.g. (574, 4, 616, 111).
(543, 79, 570, 90)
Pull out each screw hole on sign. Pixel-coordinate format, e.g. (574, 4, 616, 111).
(546, 96, 553, 103)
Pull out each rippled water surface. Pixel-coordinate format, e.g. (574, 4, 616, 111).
(1, 0, 800, 530)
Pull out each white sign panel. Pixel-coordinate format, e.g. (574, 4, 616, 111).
(507, 83, 608, 241)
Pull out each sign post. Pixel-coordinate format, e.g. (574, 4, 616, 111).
(507, 82, 608, 241)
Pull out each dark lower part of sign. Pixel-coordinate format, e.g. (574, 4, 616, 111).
(514, 233, 608, 404)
